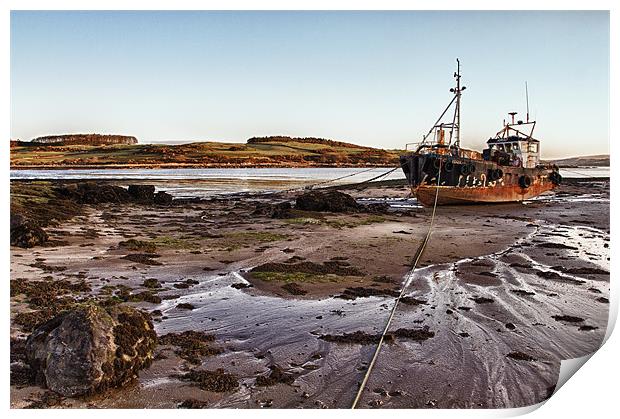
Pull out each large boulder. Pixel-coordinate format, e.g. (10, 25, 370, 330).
(127, 185, 155, 203)
(295, 190, 361, 213)
(11, 221, 48, 248)
(153, 191, 173, 206)
(25, 304, 157, 397)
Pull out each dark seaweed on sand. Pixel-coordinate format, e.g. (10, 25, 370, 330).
(506, 352, 536, 362)
(336, 287, 399, 300)
(552, 315, 584, 323)
(180, 369, 239, 392)
(281, 283, 307, 295)
(160, 331, 222, 364)
(255, 365, 295, 386)
(319, 331, 388, 345)
(251, 260, 365, 276)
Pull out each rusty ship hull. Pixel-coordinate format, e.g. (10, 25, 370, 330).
(400, 152, 560, 207)
(415, 180, 555, 206)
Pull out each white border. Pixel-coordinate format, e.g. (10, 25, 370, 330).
(3, 2, 616, 418)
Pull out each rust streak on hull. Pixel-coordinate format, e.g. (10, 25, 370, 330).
(416, 182, 556, 206)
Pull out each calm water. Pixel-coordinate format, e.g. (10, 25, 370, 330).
(9, 167, 406, 181)
(9, 166, 609, 198)
(9, 167, 404, 197)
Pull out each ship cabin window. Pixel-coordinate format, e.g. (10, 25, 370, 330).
(528, 143, 539, 153)
(505, 143, 512, 153)
(512, 143, 519, 151)
(496, 144, 505, 152)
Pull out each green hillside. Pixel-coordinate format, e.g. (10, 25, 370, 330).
(10, 136, 402, 169)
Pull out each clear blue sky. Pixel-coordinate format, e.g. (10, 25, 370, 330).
(11, 11, 609, 158)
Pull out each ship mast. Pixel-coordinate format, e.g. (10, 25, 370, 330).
(452, 58, 465, 148)
(409, 59, 466, 152)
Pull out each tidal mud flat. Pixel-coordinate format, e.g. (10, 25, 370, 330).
(10, 178, 610, 409)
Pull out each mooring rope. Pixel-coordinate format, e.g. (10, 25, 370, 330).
(558, 167, 606, 179)
(266, 166, 401, 196)
(308, 166, 380, 188)
(348, 166, 401, 189)
(351, 161, 443, 409)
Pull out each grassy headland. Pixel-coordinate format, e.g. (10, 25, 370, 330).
(10, 135, 402, 169)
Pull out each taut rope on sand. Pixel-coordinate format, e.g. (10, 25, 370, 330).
(351, 160, 442, 409)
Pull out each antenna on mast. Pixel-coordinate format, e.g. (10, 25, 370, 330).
(525, 81, 530, 123)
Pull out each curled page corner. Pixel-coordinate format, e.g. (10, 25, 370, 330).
(602, 286, 618, 345)
(555, 354, 593, 394)
(545, 289, 616, 406)
(494, 401, 546, 418)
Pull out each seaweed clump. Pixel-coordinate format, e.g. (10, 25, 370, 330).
(336, 287, 399, 300)
(251, 260, 364, 277)
(506, 351, 536, 362)
(255, 365, 295, 386)
(393, 326, 435, 341)
(319, 331, 392, 345)
(281, 283, 307, 296)
(118, 239, 157, 254)
(399, 296, 427, 306)
(121, 253, 163, 266)
(11, 278, 92, 331)
(471, 296, 494, 304)
(180, 369, 239, 392)
(178, 399, 210, 408)
(159, 331, 222, 364)
(320, 326, 434, 345)
(552, 315, 584, 323)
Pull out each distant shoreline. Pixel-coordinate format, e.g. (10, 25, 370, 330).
(10, 163, 611, 171)
(9, 163, 396, 170)
(10, 136, 608, 170)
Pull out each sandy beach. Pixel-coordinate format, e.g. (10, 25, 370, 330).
(10, 178, 609, 409)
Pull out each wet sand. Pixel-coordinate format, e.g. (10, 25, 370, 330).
(10, 179, 609, 409)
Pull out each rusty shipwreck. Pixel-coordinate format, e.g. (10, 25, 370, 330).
(399, 60, 562, 206)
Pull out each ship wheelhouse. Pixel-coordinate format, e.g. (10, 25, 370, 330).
(483, 112, 541, 169)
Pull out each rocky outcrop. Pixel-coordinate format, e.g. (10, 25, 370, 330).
(11, 183, 175, 249)
(56, 183, 132, 204)
(295, 190, 361, 213)
(10, 213, 26, 230)
(294, 190, 390, 214)
(154, 191, 173, 206)
(363, 202, 391, 214)
(30, 134, 138, 146)
(252, 201, 293, 218)
(25, 304, 157, 397)
(55, 183, 173, 206)
(127, 185, 155, 203)
(10, 221, 48, 248)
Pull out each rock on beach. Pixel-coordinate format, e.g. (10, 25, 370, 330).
(25, 304, 157, 397)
